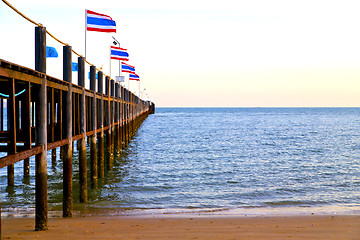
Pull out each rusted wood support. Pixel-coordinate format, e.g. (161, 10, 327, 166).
(62, 45, 73, 218)
(97, 72, 104, 178)
(78, 56, 88, 202)
(105, 77, 111, 169)
(105, 78, 113, 169)
(34, 26, 48, 231)
(50, 88, 56, 165)
(7, 78, 16, 188)
(123, 88, 128, 147)
(114, 83, 119, 153)
(58, 89, 64, 162)
(111, 80, 115, 157)
(89, 66, 98, 188)
(23, 82, 31, 178)
(126, 90, 131, 145)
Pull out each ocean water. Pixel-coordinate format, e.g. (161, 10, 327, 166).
(1, 108, 360, 217)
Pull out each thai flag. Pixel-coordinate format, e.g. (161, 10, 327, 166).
(121, 62, 135, 74)
(111, 46, 129, 61)
(129, 73, 140, 81)
(86, 10, 116, 33)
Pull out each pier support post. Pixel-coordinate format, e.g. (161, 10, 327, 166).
(7, 78, 16, 189)
(51, 149, 56, 165)
(23, 82, 31, 179)
(120, 86, 124, 150)
(121, 87, 126, 149)
(78, 56, 88, 202)
(97, 72, 104, 178)
(107, 78, 114, 169)
(34, 26, 48, 231)
(105, 77, 112, 170)
(123, 89, 128, 147)
(63, 45, 73, 217)
(127, 91, 131, 144)
(90, 66, 98, 188)
(114, 82, 119, 153)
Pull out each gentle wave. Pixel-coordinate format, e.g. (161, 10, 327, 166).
(1, 108, 360, 216)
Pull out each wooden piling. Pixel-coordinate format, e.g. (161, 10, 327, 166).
(123, 88, 128, 147)
(7, 78, 15, 188)
(62, 45, 73, 218)
(50, 88, 56, 165)
(34, 26, 48, 231)
(108, 78, 114, 169)
(22, 82, 31, 179)
(121, 87, 126, 149)
(90, 66, 98, 188)
(114, 82, 119, 153)
(105, 77, 112, 170)
(78, 56, 88, 202)
(97, 72, 104, 178)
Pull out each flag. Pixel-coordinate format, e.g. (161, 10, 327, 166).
(121, 62, 135, 74)
(72, 62, 78, 71)
(86, 10, 116, 33)
(111, 46, 129, 61)
(129, 73, 140, 81)
(88, 72, 99, 79)
(46, 46, 58, 58)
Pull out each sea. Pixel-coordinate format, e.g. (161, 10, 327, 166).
(1, 107, 360, 217)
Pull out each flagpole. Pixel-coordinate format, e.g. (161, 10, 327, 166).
(85, 9, 87, 59)
(109, 46, 111, 78)
(119, 61, 121, 83)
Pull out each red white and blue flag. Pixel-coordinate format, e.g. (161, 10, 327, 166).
(121, 62, 135, 74)
(111, 46, 129, 61)
(129, 73, 140, 81)
(86, 10, 116, 33)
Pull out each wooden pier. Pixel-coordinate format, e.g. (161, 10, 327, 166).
(0, 26, 155, 236)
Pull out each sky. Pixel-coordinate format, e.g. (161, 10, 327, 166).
(1, 0, 360, 107)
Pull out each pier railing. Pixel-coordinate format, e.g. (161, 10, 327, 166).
(0, 26, 155, 235)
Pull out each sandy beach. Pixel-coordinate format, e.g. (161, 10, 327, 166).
(2, 215, 360, 239)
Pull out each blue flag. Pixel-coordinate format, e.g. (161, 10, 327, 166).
(88, 72, 98, 79)
(72, 62, 78, 72)
(46, 46, 58, 58)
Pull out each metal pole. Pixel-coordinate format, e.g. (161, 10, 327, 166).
(85, 9, 87, 59)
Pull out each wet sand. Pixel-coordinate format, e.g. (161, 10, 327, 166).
(2, 215, 360, 239)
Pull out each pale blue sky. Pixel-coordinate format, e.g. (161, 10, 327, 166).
(1, 0, 360, 107)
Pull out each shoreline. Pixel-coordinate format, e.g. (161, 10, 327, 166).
(2, 214, 360, 239)
(2, 204, 360, 218)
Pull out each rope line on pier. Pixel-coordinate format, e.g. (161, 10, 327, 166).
(2, 0, 108, 75)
